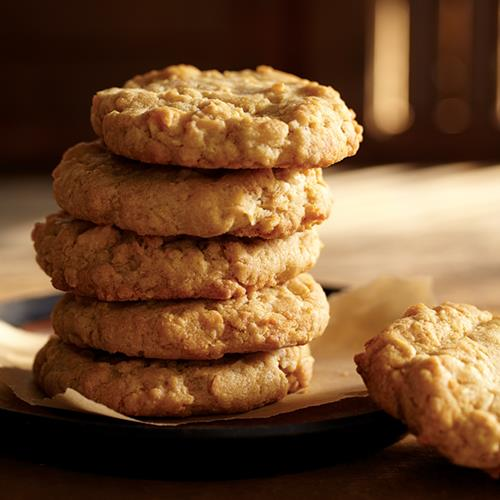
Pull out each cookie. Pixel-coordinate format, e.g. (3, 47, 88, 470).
(355, 302, 500, 476)
(33, 212, 322, 301)
(91, 65, 362, 169)
(34, 338, 314, 417)
(52, 141, 332, 238)
(51, 274, 329, 360)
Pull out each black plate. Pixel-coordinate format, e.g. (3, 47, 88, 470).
(0, 293, 407, 478)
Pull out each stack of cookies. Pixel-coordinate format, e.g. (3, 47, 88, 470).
(32, 65, 362, 417)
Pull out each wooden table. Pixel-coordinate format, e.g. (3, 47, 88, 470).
(0, 164, 499, 498)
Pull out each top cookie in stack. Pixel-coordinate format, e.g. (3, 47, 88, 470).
(32, 65, 362, 417)
(91, 65, 362, 169)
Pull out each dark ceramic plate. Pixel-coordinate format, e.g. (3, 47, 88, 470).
(0, 292, 406, 478)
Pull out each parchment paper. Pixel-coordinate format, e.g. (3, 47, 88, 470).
(0, 276, 435, 426)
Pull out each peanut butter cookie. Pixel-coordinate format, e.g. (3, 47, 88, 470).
(33, 212, 322, 301)
(51, 274, 329, 359)
(355, 302, 500, 477)
(53, 141, 332, 238)
(34, 338, 314, 417)
(91, 65, 362, 169)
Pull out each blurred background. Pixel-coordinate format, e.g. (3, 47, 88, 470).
(1, 0, 499, 307)
(2, 0, 500, 171)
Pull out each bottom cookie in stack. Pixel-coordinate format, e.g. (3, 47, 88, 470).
(34, 340, 313, 417)
(33, 274, 329, 417)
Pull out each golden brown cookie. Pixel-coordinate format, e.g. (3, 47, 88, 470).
(52, 274, 329, 360)
(355, 302, 500, 477)
(33, 212, 322, 301)
(34, 338, 314, 417)
(91, 65, 362, 169)
(52, 141, 332, 238)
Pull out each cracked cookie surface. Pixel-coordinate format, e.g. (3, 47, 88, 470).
(355, 302, 500, 477)
(51, 274, 329, 359)
(91, 64, 362, 169)
(52, 141, 332, 238)
(33, 212, 322, 301)
(34, 338, 314, 417)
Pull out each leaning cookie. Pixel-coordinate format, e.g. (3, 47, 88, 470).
(91, 64, 362, 169)
(34, 338, 314, 417)
(355, 302, 500, 477)
(33, 213, 322, 301)
(52, 141, 332, 239)
(52, 274, 329, 360)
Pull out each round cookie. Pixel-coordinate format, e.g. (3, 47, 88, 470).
(33, 212, 322, 301)
(52, 141, 333, 238)
(355, 302, 500, 477)
(51, 274, 329, 360)
(91, 64, 363, 169)
(34, 338, 314, 417)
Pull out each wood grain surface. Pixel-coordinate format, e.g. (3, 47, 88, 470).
(0, 163, 499, 497)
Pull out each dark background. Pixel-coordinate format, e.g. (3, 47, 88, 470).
(2, 0, 499, 171)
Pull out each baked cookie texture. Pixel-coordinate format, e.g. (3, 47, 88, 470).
(91, 65, 363, 169)
(34, 338, 314, 417)
(33, 212, 322, 301)
(52, 141, 333, 238)
(355, 302, 500, 476)
(51, 274, 329, 360)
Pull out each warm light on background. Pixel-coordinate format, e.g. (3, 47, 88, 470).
(363, 0, 499, 161)
(1, 0, 499, 168)
(366, 0, 412, 136)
